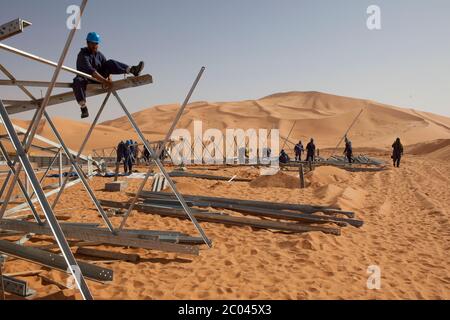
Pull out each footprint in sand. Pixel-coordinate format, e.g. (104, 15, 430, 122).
(417, 253, 433, 259)
(152, 289, 165, 298)
(294, 257, 311, 264)
(295, 253, 310, 260)
(224, 260, 234, 266)
(277, 240, 299, 250)
(337, 265, 347, 272)
(197, 291, 210, 299)
(133, 280, 144, 288)
(318, 270, 335, 277)
(174, 292, 187, 299)
(308, 287, 320, 293)
(216, 287, 225, 295)
(256, 263, 267, 271)
(301, 239, 317, 251)
(296, 291, 309, 299)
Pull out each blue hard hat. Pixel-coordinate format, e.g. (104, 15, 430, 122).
(86, 32, 101, 44)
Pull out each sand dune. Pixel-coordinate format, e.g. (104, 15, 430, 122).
(2, 117, 138, 156)
(407, 139, 450, 160)
(6, 91, 448, 156)
(32, 117, 138, 154)
(102, 91, 450, 149)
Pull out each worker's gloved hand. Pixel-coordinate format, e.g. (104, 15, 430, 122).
(102, 78, 113, 89)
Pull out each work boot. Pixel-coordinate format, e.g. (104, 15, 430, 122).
(81, 107, 89, 119)
(129, 61, 145, 77)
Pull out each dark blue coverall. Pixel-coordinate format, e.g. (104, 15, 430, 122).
(392, 140, 404, 168)
(116, 141, 126, 170)
(306, 142, 316, 162)
(124, 141, 134, 174)
(72, 48, 129, 104)
(344, 141, 353, 163)
(294, 143, 304, 162)
(279, 150, 290, 164)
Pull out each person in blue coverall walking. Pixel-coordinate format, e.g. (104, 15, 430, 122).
(73, 32, 145, 119)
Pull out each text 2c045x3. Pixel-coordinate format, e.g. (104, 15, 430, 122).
(222, 304, 272, 316)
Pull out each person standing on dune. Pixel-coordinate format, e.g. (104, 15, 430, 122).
(344, 136, 353, 164)
(124, 141, 134, 174)
(294, 140, 304, 162)
(116, 141, 126, 174)
(306, 139, 316, 163)
(392, 138, 404, 168)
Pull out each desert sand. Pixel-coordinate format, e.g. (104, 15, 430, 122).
(6, 91, 450, 154)
(1, 91, 449, 300)
(1, 117, 139, 156)
(408, 139, 450, 160)
(102, 91, 450, 149)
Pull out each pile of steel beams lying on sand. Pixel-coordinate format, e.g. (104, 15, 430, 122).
(0, 220, 204, 298)
(121, 171, 252, 182)
(281, 155, 386, 173)
(318, 155, 386, 172)
(168, 171, 252, 182)
(100, 192, 364, 237)
(324, 155, 385, 166)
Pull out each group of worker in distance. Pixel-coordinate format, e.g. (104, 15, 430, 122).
(279, 138, 318, 164)
(116, 140, 167, 175)
(116, 140, 139, 175)
(279, 136, 404, 168)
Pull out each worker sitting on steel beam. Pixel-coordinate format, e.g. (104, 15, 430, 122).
(279, 149, 290, 164)
(73, 32, 145, 119)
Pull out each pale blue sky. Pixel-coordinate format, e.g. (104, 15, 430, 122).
(1, 0, 449, 122)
